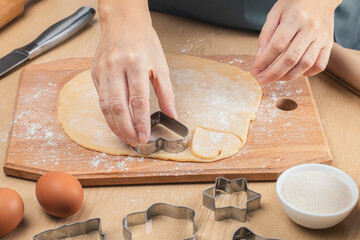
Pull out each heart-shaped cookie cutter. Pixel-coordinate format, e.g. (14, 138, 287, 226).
(131, 111, 189, 155)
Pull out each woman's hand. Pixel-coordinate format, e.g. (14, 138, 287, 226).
(252, 0, 342, 84)
(92, 0, 176, 147)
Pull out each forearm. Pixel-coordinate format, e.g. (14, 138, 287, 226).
(98, 0, 151, 33)
(332, 0, 343, 7)
(326, 43, 360, 94)
(328, 0, 343, 11)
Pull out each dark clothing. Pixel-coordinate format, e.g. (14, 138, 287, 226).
(149, 0, 360, 50)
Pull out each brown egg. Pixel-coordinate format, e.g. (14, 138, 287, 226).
(0, 188, 24, 237)
(36, 171, 84, 218)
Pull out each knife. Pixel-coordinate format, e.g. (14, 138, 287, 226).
(0, 6, 95, 78)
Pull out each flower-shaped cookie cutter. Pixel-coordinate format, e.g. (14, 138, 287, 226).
(33, 218, 105, 240)
(131, 111, 189, 155)
(232, 227, 281, 240)
(203, 177, 261, 222)
(122, 202, 198, 240)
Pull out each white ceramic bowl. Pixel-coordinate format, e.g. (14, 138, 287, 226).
(276, 164, 359, 229)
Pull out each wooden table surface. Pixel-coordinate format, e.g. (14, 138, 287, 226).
(0, 1, 359, 239)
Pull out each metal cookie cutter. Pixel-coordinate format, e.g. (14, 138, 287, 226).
(203, 177, 261, 222)
(122, 203, 198, 240)
(232, 227, 281, 240)
(33, 218, 105, 240)
(131, 111, 189, 155)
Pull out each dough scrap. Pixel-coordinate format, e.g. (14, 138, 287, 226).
(191, 127, 242, 159)
(57, 54, 262, 162)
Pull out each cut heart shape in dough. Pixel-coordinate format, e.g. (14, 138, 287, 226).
(191, 127, 242, 159)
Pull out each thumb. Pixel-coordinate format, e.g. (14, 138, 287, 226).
(256, 10, 281, 59)
(150, 69, 178, 119)
(252, 10, 281, 76)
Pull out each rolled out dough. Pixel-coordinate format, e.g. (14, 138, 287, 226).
(57, 54, 262, 162)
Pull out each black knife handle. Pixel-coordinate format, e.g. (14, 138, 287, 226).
(19, 7, 95, 59)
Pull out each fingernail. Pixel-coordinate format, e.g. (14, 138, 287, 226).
(257, 76, 267, 84)
(292, 73, 300, 80)
(256, 47, 262, 57)
(129, 139, 139, 147)
(169, 106, 178, 119)
(138, 132, 148, 145)
(173, 111, 179, 119)
(252, 67, 262, 76)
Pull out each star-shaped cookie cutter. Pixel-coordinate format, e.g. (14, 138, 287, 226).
(232, 227, 281, 240)
(122, 202, 198, 240)
(33, 218, 105, 240)
(203, 177, 261, 222)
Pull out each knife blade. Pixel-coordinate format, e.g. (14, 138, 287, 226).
(0, 6, 95, 78)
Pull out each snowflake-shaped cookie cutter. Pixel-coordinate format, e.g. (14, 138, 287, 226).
(122, 202, 198, 240)
(203, 177, 261, 222)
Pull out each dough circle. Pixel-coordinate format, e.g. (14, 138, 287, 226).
(57, 54, 262, 162)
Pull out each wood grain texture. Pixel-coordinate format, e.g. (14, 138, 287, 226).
(3, 56, 332, 185)
(0, 1, 359, 239)
(0, 0, 24, 28)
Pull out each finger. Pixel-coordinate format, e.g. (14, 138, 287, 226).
(91, 60, 104, 93)
(97, 80, 124, 141)
(127, 69, 151, 145)
(279, 42, 322, 81)
(108, 73, 139, 147)
(92, 58, 126, 140)
(257, 32, 313, 84)
(91, 68, 99, 90)
(303, 45, 331, 77)
(150, 68, 177, 119)
(256, 9, 281, 58)
(252, 21, 299, 76)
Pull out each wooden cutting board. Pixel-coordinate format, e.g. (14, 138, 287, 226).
(3, 55, 332, 186)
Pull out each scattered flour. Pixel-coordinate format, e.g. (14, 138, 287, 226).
(0, 129, 10, 143)
(177, 37, 206, 55)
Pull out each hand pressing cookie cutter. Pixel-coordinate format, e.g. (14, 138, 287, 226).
(33, 218, 105, 240)
(131, 111, 189, 155)
(203, 177, 261, 222)
(232, 227, 281, 240)
(122, 203, 198, 240)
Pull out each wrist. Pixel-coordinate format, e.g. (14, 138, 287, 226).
(330, 0, 343, 9)
(98, 0, 152, 31)
(295, 0, 342, 11)
(321, 0, 343, 10)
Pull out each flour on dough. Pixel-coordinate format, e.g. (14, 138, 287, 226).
(57, 54, 262, 162)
